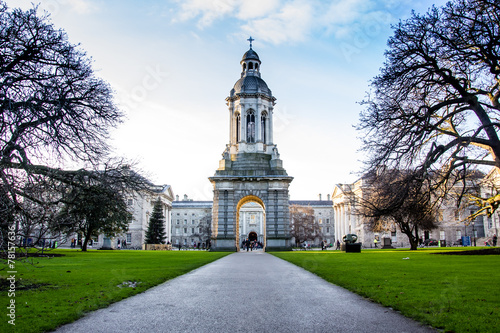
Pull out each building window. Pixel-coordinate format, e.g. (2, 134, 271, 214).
(326, 227, 330, 233)
(176, 220, 180, 225)
(326, 218, 330, 224)
(183, 228, 187, 234)
(199, 227, 202, 233)
(438, 210, 444, 222)
(127, 198, 134, 206)
(191, 228, 195, 234)
(454, 210, 460, 221)
(319, 218, 323, 224)
(192, 220, 196, 225)
(236, 113, 241, 142)
(192, 213, 195, 216)
(247, 111, 255, 142)
(126, 233, 132, 243)
(184, 219, 187, 224)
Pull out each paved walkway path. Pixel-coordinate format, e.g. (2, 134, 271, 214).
(55, 252, 435, 333)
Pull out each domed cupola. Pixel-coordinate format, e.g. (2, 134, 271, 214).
(240, 36, 261, 78)
(229, 37, 274, 99)
(231, 75, 272, 97)
(242, 48, 260, 62)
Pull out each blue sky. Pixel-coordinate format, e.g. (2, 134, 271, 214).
(8, 0, 448, 200)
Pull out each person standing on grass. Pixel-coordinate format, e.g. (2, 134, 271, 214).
(493, 234, 497, 247)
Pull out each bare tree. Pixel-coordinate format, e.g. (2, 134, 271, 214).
(358, 170, 438, 250)
(0, 3, 129, 249)
(289, 205, 321, 247)
(358, 0, 500, 217)
(16, 180, 65, 251)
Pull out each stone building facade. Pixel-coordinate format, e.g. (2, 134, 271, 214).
(290, 196, 335, 246)
(171, 196, 212, 248)
(332, 171, 497, 249)
(479, 168, 500, 240)
(87, 184, 174, 249)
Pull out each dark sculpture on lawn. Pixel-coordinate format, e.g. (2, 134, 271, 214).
(343, 234, 358, 244)
(343, 234, 361, 253)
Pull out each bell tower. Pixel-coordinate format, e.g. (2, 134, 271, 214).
(209, 38, 293, 251)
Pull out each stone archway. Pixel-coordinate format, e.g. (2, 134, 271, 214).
(248, 231, 258, 242)
(236, 195, 266, 251)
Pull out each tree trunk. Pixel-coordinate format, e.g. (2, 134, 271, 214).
(81, 236, 89, 251)
(401, 229, 419, 250)
(409, 237, 418, 250)
(81, 226, 93, 252)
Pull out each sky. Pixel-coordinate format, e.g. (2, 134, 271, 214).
(8, 0, 448, 200)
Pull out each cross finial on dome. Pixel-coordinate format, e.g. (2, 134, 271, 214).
(247, 36, 254, 49)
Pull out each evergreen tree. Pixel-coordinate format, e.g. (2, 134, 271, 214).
(144, 198, 166, 244)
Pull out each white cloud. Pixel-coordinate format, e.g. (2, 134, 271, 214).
(173, 0, 280, 25)
(173, 0, 312, 42)
(64, 0, 98, 14)
(174, 0, 238, 28)
(236, 0, 281, 20)
(323, 0, 375, 25)
(170, 0, 411, 44)
(241, 0, 314, 44)
(4, 0, 98, 15)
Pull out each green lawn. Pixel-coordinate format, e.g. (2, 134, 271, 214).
(1, 250, 229, 333)
(272, 248, 500, 333)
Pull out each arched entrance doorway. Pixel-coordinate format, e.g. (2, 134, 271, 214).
(248, 231, 257, 242)
(236, 195, 266, 251)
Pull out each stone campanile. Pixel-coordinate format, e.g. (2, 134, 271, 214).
(209, 38, 293, 251)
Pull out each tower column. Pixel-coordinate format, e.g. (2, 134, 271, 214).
(269, 108, 274, 144)
(255, 104, 261, 143)
(229, 107, 235, 145)
(241, 105, 247, 143)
